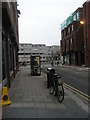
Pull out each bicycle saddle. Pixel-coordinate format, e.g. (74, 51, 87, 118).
(57, 75, 61, 79)
(53, 73, 58, 77)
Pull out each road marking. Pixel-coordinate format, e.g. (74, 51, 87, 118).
(42, 72, 90, 102)
(41, 72, 47, 77)
(63, 83, 90, 102)
(64, 88, 88, 113)
(10, 102, 65, 110)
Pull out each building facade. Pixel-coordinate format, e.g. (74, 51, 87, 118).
(0, 2, 2, 99)
(83, 1, 90, 67)
(61, 8, 85, 66)
(2, 2, 19, 88)
(18, 43, 61, 65)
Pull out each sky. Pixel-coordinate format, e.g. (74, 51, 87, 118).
(18, 0, 86, 46)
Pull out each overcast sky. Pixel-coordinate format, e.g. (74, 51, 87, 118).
(18, 0, 86, 46)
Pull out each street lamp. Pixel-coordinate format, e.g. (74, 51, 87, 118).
(80, 20, 84, 25)
(75, 20, 84, 33)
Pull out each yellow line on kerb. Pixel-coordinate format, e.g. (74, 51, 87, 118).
(42, 72, 90, 102)
(63, 83, 90, 102)
(41, 72, 47, 77)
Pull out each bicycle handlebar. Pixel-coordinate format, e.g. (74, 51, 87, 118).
(53, 74, 61, 79)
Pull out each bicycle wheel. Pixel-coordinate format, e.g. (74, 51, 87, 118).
(49, 80, 55, 94)
(49, 85, 54, 94)
(57, 84, 64, 103)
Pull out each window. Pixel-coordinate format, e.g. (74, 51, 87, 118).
(21, 44, 23, 47)
(67, 40, 69, 47)
(10, 43, 13, 71)
(73, 15, 76, 21)
(18, 53, 24, 55)
(64, 30, 65, 36)
(70, 38, 72, 46)
(2, 33, 7, 80)
(71, 53, 75, 64)
(66, 54, 69, 64)
(25, 53, 30, 55)
(68, 27, 70, 34)
(71, 25, 74, 31)
(21, 48, 24, 51)
(77, 12, 79, 20)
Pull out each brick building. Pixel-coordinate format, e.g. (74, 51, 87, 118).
(2, 2, 19, 88)
(83, 1, 90, 67)
(61, 8, 84, 66)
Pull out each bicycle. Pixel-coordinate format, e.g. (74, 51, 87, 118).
(49, 74, 64, 103)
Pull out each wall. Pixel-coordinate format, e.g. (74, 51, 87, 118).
(2, 2, 19, 88)
(83, 1, 90, 67)
(0, 2, 2, 119)
(0, 2, 2, 89)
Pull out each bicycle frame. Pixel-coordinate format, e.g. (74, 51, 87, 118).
(49, 74, 58, 95)
(49, 74, 64, 103)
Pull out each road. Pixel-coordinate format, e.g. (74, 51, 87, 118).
(2, 66, 88, 118)
(41, 63, 88, 95)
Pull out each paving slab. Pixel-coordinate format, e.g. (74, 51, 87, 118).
(2, 66, 89, 118)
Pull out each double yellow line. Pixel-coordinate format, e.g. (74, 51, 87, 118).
(42, 72, 47, 77)
(42, 72, 90, 102)
(63, 83, 90, 102)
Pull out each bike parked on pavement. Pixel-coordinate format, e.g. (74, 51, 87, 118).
(49, 74, 64, 103)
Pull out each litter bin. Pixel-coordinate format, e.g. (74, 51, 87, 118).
(47, 68, 55, 88)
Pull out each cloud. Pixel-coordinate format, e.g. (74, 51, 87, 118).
(18, 0, 86, 46)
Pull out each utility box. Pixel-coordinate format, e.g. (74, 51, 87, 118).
(30, 55, 41, 76)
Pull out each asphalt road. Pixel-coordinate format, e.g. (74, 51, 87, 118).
(41, 64, 88, 95)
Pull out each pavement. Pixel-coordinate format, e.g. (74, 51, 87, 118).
(2, 66, 89, 118)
